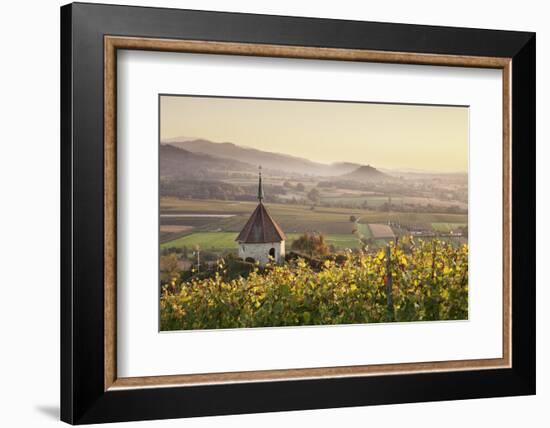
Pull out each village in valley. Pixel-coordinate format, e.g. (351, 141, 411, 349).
(159, 137, 468, 283)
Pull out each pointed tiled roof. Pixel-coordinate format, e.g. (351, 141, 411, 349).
(236, 203, 286, 243)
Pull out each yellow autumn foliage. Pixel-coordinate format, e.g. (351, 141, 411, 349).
(160, 239, 468, 330)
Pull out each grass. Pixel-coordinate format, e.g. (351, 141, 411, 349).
(161, 232, 362, 251)
(354, 222, 372, 238)
(159, 199, 469, 254)
(320, 195, 467, 210)
(322, 234, 362, 249)
(161, 197, 468, 235)
(161, 198, 358, 235)
(321, 195, 399, 208)
(357, 212, 467, 224)
(161, 232, 237, 250)
(431, 222, 466, 232)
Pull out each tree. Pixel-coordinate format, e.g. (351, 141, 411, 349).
(349, 215, 357, 223)
(291, 232, 330, 257)
(307, 188, 321, 205)
(296, 182, 305, 192)
(160, 253, 180, 283)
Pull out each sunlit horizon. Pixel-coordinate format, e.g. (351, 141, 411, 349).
(160, 95, 469, 173)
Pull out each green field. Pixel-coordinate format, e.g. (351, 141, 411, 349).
(161, 232, 237, 250)
(160, 198, 468, 254)
(431, 222, 466, 232)
(320, 195, 466, 210)
(161, 197, 467, 235)
(321, 195, 397, 208)
(161, 231, 362, 251)
(322, 234, 362, 249)
(354, 222, 372, 238)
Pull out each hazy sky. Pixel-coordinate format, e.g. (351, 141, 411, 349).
(160, 95, 468, 172)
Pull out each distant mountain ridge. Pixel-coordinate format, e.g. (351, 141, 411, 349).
(162, 138, 362, 177)
(160, 144, 255, 179)
(162, 136, 198, 144)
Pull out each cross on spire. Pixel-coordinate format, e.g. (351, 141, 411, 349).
(258, 165, 264, 202)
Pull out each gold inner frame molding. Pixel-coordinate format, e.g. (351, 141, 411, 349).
(104, 35, 512, 391)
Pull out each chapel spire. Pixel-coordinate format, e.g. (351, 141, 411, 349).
(236, 166, 286, 264)
(257, 166, 264, 202)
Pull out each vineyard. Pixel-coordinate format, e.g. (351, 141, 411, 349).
(160, 238, 468, 331)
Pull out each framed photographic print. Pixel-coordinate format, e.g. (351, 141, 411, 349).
(61, 2, 536, 424)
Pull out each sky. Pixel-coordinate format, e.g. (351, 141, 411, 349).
(160, 95, 469, 173)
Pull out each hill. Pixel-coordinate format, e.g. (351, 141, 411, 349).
(339, 165, 389, 182)
(160, 144, 254, 179)
(162, 138, 361, 177)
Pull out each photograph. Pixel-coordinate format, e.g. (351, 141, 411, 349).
(159, 95, 469, 331)
(53, 2, 537, 425)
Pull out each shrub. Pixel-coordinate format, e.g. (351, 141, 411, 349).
(160, 239, 468, 330)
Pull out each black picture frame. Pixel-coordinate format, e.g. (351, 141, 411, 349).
(61, 2, 535, 424)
